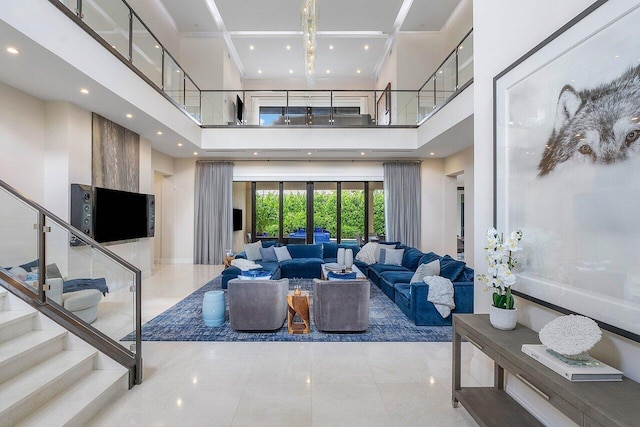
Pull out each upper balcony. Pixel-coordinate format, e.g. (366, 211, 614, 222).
(49, 0, 472, 129)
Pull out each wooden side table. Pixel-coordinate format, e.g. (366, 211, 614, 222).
(223, 256, 234, 268)
(287, 291, 310, 334)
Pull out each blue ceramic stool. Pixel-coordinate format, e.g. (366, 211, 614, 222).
(202, 290, 225, 326)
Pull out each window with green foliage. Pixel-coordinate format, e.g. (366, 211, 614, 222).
(252, 181, 384, 243)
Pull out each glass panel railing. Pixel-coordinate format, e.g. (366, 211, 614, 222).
(201, 91, 225, 126)
(458, 31, 474, 87)
(81, 0, 130, 60)
(395, 91, 419, 126)
(45, 220, 138, 349)
(288, 91, 332, 125)
(58, 0, 78, 15)
(418, 76, 436, 122)
(244, 91, 287, 126)
(439, 52, 457, 107)
(332, 91, 375, 126)
(0, 179, 142, 385)
(131, 14, 162, 88)
(0, 191, 39, 278)
(163, 53, 184, 107)
(185, 76, 201, 121)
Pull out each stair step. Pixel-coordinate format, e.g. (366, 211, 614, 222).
(0, 310, 36, 343)
(0, 330, 67, 383)
(0, 349, 97, 427)
(15, 369, 128, 427)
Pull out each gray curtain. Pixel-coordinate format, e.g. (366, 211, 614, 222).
(383, 162, 421, 247)
(194, 161, 234, 264)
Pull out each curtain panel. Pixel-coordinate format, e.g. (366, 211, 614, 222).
(383, 162, 421, 248)
(194, 161, 234, 264)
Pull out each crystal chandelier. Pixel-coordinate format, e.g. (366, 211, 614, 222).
(301, 0, 317, 87)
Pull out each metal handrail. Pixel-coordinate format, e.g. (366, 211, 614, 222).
(0, 179, 142, 386)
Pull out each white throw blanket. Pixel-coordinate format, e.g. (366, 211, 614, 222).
(230, 258, 262, 270)
(424, 275, 455, 318)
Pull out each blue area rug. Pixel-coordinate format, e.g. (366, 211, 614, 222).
(123, 276, 452, 342)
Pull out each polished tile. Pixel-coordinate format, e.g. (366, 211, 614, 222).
(88, 264, 478, 426)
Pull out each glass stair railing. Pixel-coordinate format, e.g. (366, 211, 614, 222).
(49, 0, 472, 127)
(0, 179, 142, 387)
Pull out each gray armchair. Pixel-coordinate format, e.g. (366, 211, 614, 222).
(312, 279, 370, 332)
(227, 278, 289, 331)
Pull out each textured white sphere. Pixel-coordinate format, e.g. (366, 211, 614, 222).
(539, 315, 602, 356)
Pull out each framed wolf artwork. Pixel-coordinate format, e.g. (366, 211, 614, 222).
(493, 0, 640, 342)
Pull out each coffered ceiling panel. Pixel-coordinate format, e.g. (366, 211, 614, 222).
(401, 0, 462, 31)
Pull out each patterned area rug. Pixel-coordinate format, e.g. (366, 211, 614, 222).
(123, 277, 452, 342)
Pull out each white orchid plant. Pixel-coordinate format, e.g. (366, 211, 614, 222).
(478, 227, 523, 310)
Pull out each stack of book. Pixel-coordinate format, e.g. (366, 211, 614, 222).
(522, 344, 623, 382)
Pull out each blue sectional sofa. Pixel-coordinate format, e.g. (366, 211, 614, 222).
(221, 242, 366, 288)
(220, 240, 474, 327)
(366, 247, 474, 326)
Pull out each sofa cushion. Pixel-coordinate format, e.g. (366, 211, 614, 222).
(419, 252, 441, 265)
(375, 244, 397, 262)
(260, 246, 278, 262)
(322, 242, 339, 259)
(402, 247, 425, 271)
(411, 260, 440, 283)
(368, 263, 410, 275)
(261, 240, 279, 248)
(379, 248, 404, 266)
(355, 242, 378, 264)
(439, 255, 466, 282)
(458, 266, 475, 282)
(287, 244, 323, 259)
(273, 246, 292, 262)
(244, 242, 263, 261)
(279, 258, 324, 279)
(380, 270, 414, 285)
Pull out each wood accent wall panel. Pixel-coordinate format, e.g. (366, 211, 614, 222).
(92, 113, 139, 192)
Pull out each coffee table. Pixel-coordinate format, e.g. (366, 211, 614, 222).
(321, 264, 366, 280)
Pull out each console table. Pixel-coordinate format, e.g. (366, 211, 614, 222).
(452, 314, 640, 426)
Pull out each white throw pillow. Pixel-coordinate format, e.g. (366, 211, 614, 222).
(411, 260, 440, 283)
(355, 242, 378, 265)
(381, 248, 404, 266)
(375, 244, 397, 263)
(244, 242, 263, 261)
(9, 266, 28, 281)
(273, 246, 292, 262)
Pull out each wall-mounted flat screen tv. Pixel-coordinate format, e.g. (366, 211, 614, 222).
(94, 187, 153, 243)
(233, 208, 242, 231)
(236, 95, 243, 124)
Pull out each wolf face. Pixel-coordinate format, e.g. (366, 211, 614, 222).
(538, 65, 640, 176)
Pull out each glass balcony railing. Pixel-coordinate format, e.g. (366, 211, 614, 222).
(0, 179, 142, 387)
(50, 1, 472, 127)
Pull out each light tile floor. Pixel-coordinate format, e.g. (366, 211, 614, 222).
(89, 264, 481, 427)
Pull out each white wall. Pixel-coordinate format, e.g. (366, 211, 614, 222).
(420, 159, 445, 255)
(474, 0, 640, 424)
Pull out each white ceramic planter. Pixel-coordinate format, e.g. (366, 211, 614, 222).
(489, 305, 518, 330)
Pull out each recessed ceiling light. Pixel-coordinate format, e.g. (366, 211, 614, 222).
(614, 54, 619, 58)
(364, 44, 369, 50)
(258, 69, 262, 74)
(356, 69, 361, 74)
(249, 45, 255, 50)
(286, 45, 291, 50)
(458, 45, 464, 50)
(80, 88, 89, 94)
(438, 70, 443, 74)
(193, 152, 198, 156)
(157, 131, 163, 135)
(307, 152, 312, 155)
(154, 45, 160, 49)
(126, 113, 133, 118)
(430, 152, 435, 156)
(178, 143, 183, 147)
(360, 152, 365, 155)
(289, 69, 294, 74)
(326, 69, 330, 74)
(6, 47, 19, 54)
(253, 152, 258, 155)
(176, 69, 180, 73)
(329, 45, 334, 50)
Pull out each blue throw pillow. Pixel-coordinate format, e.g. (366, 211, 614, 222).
(261, 240, 279, 248)
(259, 246, 278, 262)
(439, 255, 466, 282)
(19, 259, 39, 272)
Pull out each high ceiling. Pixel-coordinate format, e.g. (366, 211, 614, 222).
(158, 0, 462, 81)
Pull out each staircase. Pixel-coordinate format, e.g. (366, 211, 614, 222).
(0, 287, 128, 427)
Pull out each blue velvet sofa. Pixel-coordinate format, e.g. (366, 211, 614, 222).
(366, 246, 475, 326)
(221, 242, 366, 288)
